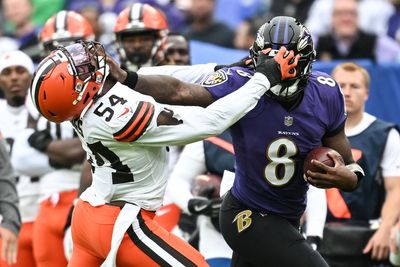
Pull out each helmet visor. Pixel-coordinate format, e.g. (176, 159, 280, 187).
(63, 42, 98, 81)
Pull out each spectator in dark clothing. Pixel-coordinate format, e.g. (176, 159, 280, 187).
(234, 16, 265, 50)
(387, 0, 400, 43)
(269, 0, 314, 24)
(316, 0, 400, 63)
(184, 0, 235, 48)
(2, 0, 41, 63)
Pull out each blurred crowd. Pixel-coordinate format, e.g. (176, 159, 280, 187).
(1, 0, 400, 65)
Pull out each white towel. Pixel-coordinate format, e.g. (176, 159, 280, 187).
(101, 203, 140, 267)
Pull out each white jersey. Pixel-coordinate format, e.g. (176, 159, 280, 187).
(78, 73, 271, 211)
(0, 99, 40, 222)
(138, 64, 217, 173)
(138, 63, 217, 84)
(35, 118, 81, 198)
(13, 96, 82, 198)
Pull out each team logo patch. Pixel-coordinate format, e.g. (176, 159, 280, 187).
(233, 210, 252, 233)
(201, 70, 228, 87)
(284, 116, 293, 127)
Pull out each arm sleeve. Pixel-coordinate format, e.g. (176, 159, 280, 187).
(305, 186, 327, 238)
(0, 138, 21, 235)
(134, 73, 271, 146)
(138, 64, 217, 84)
(10, 128, 54, 177)
(381, 128, 400, 177)
(165, 142, 206, 213)
(322, 74, 347, 136)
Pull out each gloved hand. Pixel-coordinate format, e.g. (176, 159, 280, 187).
(306, 235, 321, 251)
(255, 47, 300, 87)
(188, 197, 222, 218)
(214, 56, 254, 71)
(27, 129, 53, 152)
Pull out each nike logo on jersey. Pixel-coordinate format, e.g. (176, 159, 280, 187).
(117, 107, 132, 118)
(113, 101, 155, 142)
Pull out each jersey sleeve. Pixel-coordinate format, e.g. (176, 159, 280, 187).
(112, 101, 155, 142)
(327, 78, 346, 136)
(104, 73, 270, 147)
(201, 67, 254, 100)
(381, 127, 400, 177)
(138, 63, 217, 84)
(312, 72, 347, 136)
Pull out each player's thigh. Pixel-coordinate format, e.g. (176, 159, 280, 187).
(68, 245, 103, 267)
(117, 211, 208, 267)
(220, 191, 328, 267)
(33, 203, 68, 266)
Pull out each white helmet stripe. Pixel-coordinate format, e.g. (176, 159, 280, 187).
(129, 3, 143, 23)
(30, 54, 64, 112)
(55, 10, 68, 33)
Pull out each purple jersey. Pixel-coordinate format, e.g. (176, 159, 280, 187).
(202, 67, 346, 220)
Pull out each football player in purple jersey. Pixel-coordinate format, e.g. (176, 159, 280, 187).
(110, 16, 365, 267)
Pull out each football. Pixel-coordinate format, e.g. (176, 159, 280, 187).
(303, 147, 336, 175)
(191, 173, 222, 199)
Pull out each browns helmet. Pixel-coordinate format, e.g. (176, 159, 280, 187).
(114, 3, 169, 70)
(30, 41, 108, 123)
(40, 10, 94, 54)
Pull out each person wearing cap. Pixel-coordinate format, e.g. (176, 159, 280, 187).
(0, 130, 21, 265)
(0, 50, 40, 267)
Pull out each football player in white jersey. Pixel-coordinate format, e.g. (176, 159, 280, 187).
(29, 41, 299, 266)
(10, 11, 94, 267)
(0, 50, 39, 267)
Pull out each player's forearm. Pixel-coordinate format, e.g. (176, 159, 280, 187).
(122, 70, 215, 107)
(47, 138, 86, 165)
(140, 73, 271, 146)
(380, 183, 400, 230)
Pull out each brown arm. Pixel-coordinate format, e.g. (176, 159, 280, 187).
(306, 128, 359, 191)
(135, 74, 215, 107)
(46, 138, 86, 166)
(105, 55, 215, 107)
(322, 128, 355, 165)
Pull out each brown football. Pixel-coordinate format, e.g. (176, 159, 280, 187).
(303, 147, 336, 175)
(191, 173, 222, 199)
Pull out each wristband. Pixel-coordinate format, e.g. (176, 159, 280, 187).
(122, 70, 138, 89)
(346, 163, 365, 183)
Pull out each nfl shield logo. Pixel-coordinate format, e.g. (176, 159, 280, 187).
(284, 116, 293, 127)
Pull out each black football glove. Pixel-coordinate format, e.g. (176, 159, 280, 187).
(256, 47, 299, 87)
(28, 129, 53, 152)
(306, 235, 321, 251)
(214, 56, 254, 71)
(188, 197, 222, 218)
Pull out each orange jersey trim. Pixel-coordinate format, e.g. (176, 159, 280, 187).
(114, 102, 154, 142)
(205, 136, 235, 155)
(326, 188, 351, 219)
